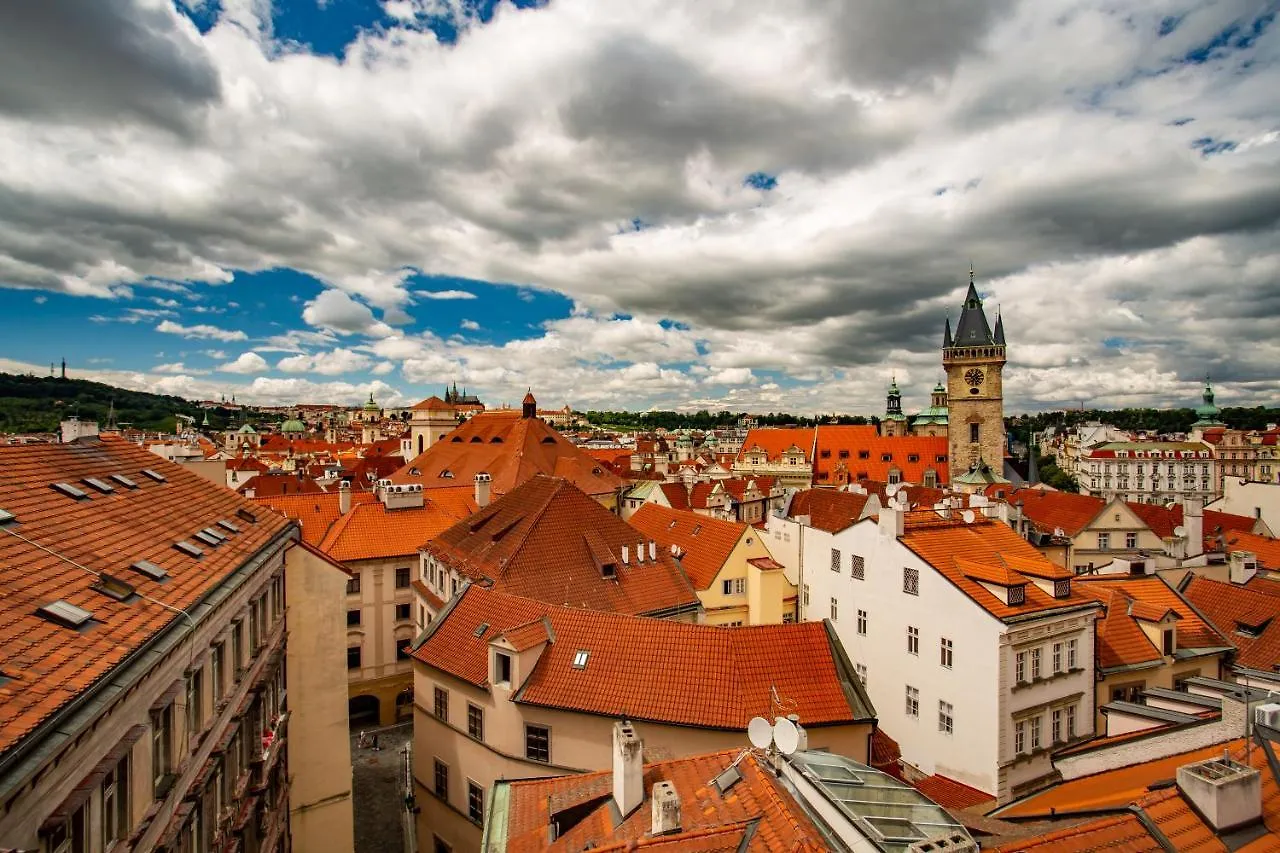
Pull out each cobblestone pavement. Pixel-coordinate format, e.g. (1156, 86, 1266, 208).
(351, 723, 413, 853)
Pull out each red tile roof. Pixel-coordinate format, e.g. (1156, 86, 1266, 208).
(869, 727, 902, 772)
(659, 482, 691, 511)
(1008, 489, 1106, 538)
(236, 471, 327, 497)
(1074, 576, 1231, 671)
(425, 476, 700, 617)
(390, 411, 623, 498)
(787, 489, 873, 533)
(1226, 531, 1280, 570)
(0, 438, 293, 757)
(413, 585, 874, 728)
(410, 396, 452, 411)
(900, 519, 1101, 622)
(1125, 501, 1259, 552)
(499, 749, 829, 853)
(813, 427, 950, 486)
(736, 428, 815, 463)
(913, 774, 995, 810)
(252, 490, 377, 545)
(318, 489, 475, 562)
(1183, 575, 1280, 672)
(629, 505, 748, 590)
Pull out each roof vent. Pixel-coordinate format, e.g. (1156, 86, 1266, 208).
(51, 482, 89, 500)
(0, 508, 15, 525)
(194, 530, 222, 547)
(174, 540, 204, 558)
(110, 473, 139, 489)
(82, 477, 115, 494)
(202, 527, 226, 542)
(713, 764, 742, 795)
(572, 650, 590, 669)
(236, 508, 257, 523)
(37, 600, 93, 629)
(473, 622, 490, 638)
(130, 559, 168, 581)
(141, 469, 167, 483)
(216, 519, 241, 534)
(91, 572, 136, 602)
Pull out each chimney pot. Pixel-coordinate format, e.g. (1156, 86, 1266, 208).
(650, 781, 682, 836)
(649, 540, 656, 560)
(1176, 757, 1261, 832)
(339, 480, 351, 515)
(621, 544, 630, 564)
(474, 472, 491, 509)
(613, 721, 644, 818)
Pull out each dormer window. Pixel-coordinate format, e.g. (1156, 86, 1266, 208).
(1007, 585, 1026, 606)
(1162, 628, 1175, 656)
(1053, 579, 1071, 599)
(494, 651, 512, 686)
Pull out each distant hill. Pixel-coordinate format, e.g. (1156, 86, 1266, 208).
(0, 372, 245, 434)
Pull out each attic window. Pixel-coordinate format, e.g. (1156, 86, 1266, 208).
(194, 531, 222, 547)
(451, 436, 464, 443)
(216, 520, 241, 534)
(541, 437, 556, 444)
(881, 453, 892, 462)
(439, 470, 455, 479)
(91, 572, 136, 602)
(202, 527, 225, 542)
(1236, 619, 1270, 638)
(473, 623, 490, 638)
(110, 473, 139, 489)
(1053, 579, 1071, 599)
(1007, 585, 1026, 606)
(713, 765, 742, 794)
(856, 450, 868, 459)
(490, 436, 503, 443)
(141, 469, 167, 483)
(82, 477, 115, 494)
(130, 560, 168, 581)
(470, 436, 483, 443)
(0, 508, 14, 525)
(51, 482, 89, 500)
(668, 520, 677, 529)
(692, 525, 702, 536)
(236, 508, 257, 523)
(572, 650, 590, 669)
(37, 600, 93, 629)
(174, 540, 204, 558)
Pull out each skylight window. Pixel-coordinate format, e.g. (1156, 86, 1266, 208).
(51, 482, 89, 500)
(110, 473, 139, 489)
(141, 469, 167, 483)
(236, 508, 257, 523)
(37, 600, 93, 629)
(82, 477, 115, 494)
(572, 650, 590, 669)
(713, 764, 742, 794)
(194, 531, 222, 547)
(91, 572, 136, 602)
(174, 541, 204, 558)
(201, 527, 226, 542)
(473, 623, 490, 638)
(130, 560, 168, 581)
(0, 508, 14, 525)
(691, 525, 702, 536)
(216, 519, 240, 534)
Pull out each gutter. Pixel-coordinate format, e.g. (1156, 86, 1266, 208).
(0, 523, 298, 799)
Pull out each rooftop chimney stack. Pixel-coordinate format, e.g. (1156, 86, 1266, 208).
(474, 472, 492, 509)
(613, 721, 644, 818)
(651, 781, 682, 836)
(879, 504, 904, 539)
(338, 480, 351, 515)
(621, 544, 630, 565)
(60, 417, 99, 444)
(1230, 551, 1258, 586)
(649, 540, 656, 561)
(1184, 496, 1205, 559)
(1176, 757, 1261, 832)
(636, 542, 644, 563)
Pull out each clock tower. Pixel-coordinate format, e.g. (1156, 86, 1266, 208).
(943, 268, 1006, 482)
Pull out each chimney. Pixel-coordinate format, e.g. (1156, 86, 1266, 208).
(879, 504, 904, 539)
(636, 542, 644, 563)
(1230, 550, 1258, 586)
(1176, 757, 1261, 832)
(651, 781, 681, 836)
(382, 482, 425, 510)
(474, 472, 491, 509)
(1184, 496, 1205, 558)
(338, 480, 352, 515)
(621, 544, 630, 565)
(612, 721, 643, 818)
(60, 417, 99, 444)
(648, 540, 656, 560)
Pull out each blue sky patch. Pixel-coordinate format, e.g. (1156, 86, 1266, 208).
(744, 172, 778, 191)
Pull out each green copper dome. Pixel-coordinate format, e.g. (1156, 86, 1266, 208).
(280, 418, 307, 434)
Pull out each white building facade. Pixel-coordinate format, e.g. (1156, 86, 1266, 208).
(1079, 441, 1218, 504)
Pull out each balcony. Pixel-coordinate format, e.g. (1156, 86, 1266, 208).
(257, 712, 289, 787)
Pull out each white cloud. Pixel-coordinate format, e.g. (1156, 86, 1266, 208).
(156, 319, 248, 342)
(276, 347, 373, 375)
(301, 289, 395, 337)
(154, 361, 211, 375)
(371, 361, 395, 375)
(418, 289, 477, 300)
(459, 318, 480, 331)
(33, 295, 46, 304)
(218, 351, 269, 374)
(704, 367, 755, 385)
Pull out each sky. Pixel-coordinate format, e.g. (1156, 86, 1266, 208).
(0, 0, 1278, 415)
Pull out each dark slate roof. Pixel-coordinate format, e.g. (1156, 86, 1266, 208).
(952, 281, 995, 347)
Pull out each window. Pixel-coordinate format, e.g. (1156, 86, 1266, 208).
(211, 643, 224, 703)
(939, 701, 953, 734)
(855, 662, 867, 686)
(102, 754, 129, 848)
(395, 603, 411, 621)
(396, 639, 412, 661)
(1067, 638, 1078, 670)
(232, 621, 243, 675)
(151, 705, 173, 795)
(45, 807, 86, 853)
(1111, 682, 1143, 703)
(1052, 708, 1063, 744)
(395, 567, 411, 588)
(433, 758, 449, 799)
(185, 669, 203, 741)
(347, 646, 361, 669)
(830, 548, 841, 573)
(495, 652, 512, 685)
(347, 573, 361, 595)
(941, 637, 953, 668)
(347, 609, 361, 626)
(907, 626, 919, 655)
(526, 724, 550, 763)
(1030, 716, 1042, 751)
(722, 578, 746, 595)
(857, 609, 867, 635)
(468, 781, 485, 824)
(850, 554, 865, 580)
(1162, 629, 1174, 656)
(802, 584, 809, 606)
(1015, 651, 1027, 683)
(1052, 642, 1062, 675)
(467, 703, 484, 741)
(1125, 532, 1138, 549)
(830, 597, 838, 621)
(1015, 720, 1026, 754)
(1067, 704, 1077, 738)
(572, 650, 590, 668)
(903, 566, 919, 596)
(906, 685, 919, 717)
(1030, 647, 1042, 680)
(1097, 533, 1110, 550)
(433, 686, 449, 721)
(969, 423, 979, 443)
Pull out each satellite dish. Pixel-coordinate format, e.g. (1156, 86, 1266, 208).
(747, 717, 773, 750)
(773, 717, 800, 755)
(1173, 526, 1187, 538)
(962, 510, 976, 523)
(886, 482, 901, 497)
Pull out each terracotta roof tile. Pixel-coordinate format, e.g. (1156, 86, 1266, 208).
(317, 489, 474, 562)
(1183, 576, 1280, 671)
(410, 396, 452, 411)
(1008, 489, 1106, 538)
(629, 505, 746, 591)
(813, 427, 950, 485)
(499, 616, 552, 652)
(413, 585, 873, 727)
(658, 482, 691, 511)
(735, 428, 815, 464)
(787, 489, 873, 533)
(1125, 501, 1258, 552)
(1227, 531, 1280, 571)
(425, 476, 699, 617)
(252, 490, 377, 545)
(236, 471, 327, 497)
(869, 727, 902, 770)
(1075, 575, 1229, 671)
(0, 438, 292, 757)
(913, 774, 995, 810)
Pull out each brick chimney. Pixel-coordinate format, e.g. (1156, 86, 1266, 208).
(1176, 756, 1261, 832)
(651, 781, 681, 835)
(381, 482, 424, 510)
(613, 721, 643, 818)
(474, 472, 491, 509)
(338, 480, 351, 515)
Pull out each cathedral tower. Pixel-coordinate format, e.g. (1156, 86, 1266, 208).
(943, 268, 1006, 481)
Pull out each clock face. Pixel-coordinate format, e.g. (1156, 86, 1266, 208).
(964, 368, 985, 387)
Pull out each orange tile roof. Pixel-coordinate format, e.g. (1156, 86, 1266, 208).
(413, 585, 873, 728)
(1125, 501, 1259, 552)
(1075, 575, 1231, 671)
(585, 447, 632, 466)
(913, 774, 995, 810)
(869, 727, 902, 771)
(410, 396, 452, 411)
(499, 749, 829, 853)
(389, 411, 623, 498)
(425, 476, 699, 617)
(317, 490, 475, 562)
(0, 437, 293, 757)
(736, 427, 815, 464)
(629, 505, 747, 591)
(1008, 488, 1106, 538)
(1183, 575, 1280, 672)
(899, 519, 1102, 623)
(499, 616, 552, 652)
(252, 490, 377, 545)
(659, 482, 691, 511)
(813, 427, 950, 486)
(1227, 531, 1280, 570)
(787, 489, 872, 533)
(236, 471, 327, 497)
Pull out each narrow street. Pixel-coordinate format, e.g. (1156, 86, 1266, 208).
(351, 724, 413, 853)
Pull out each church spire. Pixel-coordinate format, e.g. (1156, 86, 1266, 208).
(994, 312, 1006, 346)
(943, 316, 953, 349)
(951, 266, 995, 348)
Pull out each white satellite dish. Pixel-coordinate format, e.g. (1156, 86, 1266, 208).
(773, 717, 800, 755)
(886, 482, 901, 497)
(747, 716, 773, 750)
(1173, 525, 1188, 538)
(962, 510, 976, 524)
